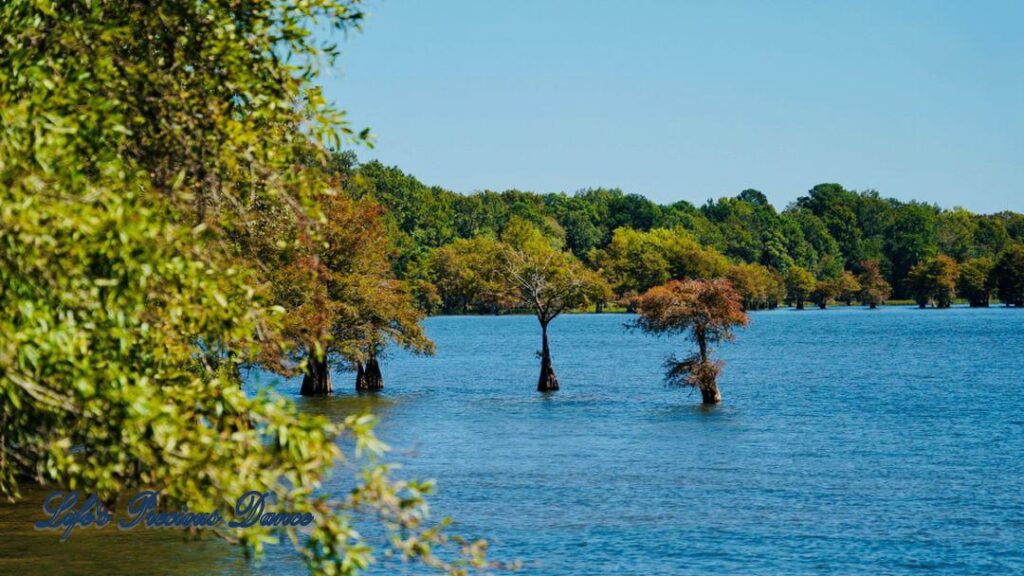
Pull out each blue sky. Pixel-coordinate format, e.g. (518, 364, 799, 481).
(321, 0, 1023, 213)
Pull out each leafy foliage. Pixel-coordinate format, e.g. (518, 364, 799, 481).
(811, 279, 841, 310)
(835, 271, 863, 305)
(344, 156, 1024, 309)
(993, 245, 1024, 307)
(726, 263, 786, 311)
(426, 237, 510, 314)
(957, 257, 996, 308)
(589, 227, 729, 300)
(496, 225, 607, 326)
(784, 267, 817, 310)
(858, 260, 892, 308)
(908, 255, 959, 308)
(0, 1, 488, 573)
(346, 160, 1024, 311)
(631, 279, 749, 403)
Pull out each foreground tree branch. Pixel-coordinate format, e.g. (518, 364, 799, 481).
(0, 1, 488, 573)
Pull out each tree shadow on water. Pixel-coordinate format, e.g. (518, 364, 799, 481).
(653, 399, 739, 421)
(293, 391, 396, 421)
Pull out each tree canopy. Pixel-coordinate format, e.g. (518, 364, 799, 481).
(993, 245, 1024, 307)
(494, 221, 608, 391)
(958, 257, 996, 308)
(784, 267, 817, 310)
(338, 159, 1024, 312)
(631, 279, 749, 404)
(0, 1, 487, 573)
(858, 260, 892, 309)
(909, 255, 959, 308)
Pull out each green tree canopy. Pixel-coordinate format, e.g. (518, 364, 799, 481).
(885, 202, 940, 298)
(327, 156, 1024, 310)
(784, 266, 817, 310)
(590, 227, 729, 299)
(427, 236, 511, 314)
(908, 255, 959, 308)
(0, 1, 486, 573)
(495, 223, 608, 391)
(811, 279, 841, 310)
(993, 245, 1024, 307)
(958, 257, 996, 308)
(726, 263, 786, 311)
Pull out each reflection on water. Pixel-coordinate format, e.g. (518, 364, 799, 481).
(291, 389, 397, 419)
(2, 307, 1024, 575)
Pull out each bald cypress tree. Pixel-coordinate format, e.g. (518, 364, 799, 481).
(632, 279, 749, 404)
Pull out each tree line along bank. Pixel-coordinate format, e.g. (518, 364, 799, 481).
(329, 153, 1024, 313)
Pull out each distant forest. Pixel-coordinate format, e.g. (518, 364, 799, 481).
(331, 152, 1024, 313)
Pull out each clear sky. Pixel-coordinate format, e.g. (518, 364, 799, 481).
(321, 0, 1024, 213)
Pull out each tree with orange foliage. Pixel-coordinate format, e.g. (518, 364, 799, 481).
(857, 259, 892, 309)
(310, 192, 433, 394)
(252, 189, 432, 395)
(631, 279, 749, 404)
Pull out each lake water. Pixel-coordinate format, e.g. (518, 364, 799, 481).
(2, 307, 1023, 574)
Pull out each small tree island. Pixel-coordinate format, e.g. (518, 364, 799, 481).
(631, 279, 749, 404)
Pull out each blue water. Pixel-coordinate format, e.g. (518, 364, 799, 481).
(2, 307, 1023, 574)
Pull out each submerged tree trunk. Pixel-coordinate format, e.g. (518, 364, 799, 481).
(355, 357, 384, 391)
(537, 321, 559, 392)
(300, 354, 332, 396)
(694, 330, 720, 404)
(700, 381, 722, 404)
(795, 299, 805, 310)
(869, 302, 878, 310)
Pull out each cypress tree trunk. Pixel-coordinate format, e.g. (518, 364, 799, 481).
(700, 381, 722, 404)
(300, 354, 332, 396)
(869, 302, 878, 310)
(796, 299, 805, 310)
(695, 331, 720, 404)
(537, 321, 559, 392)
(356, 357, 384, 391)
